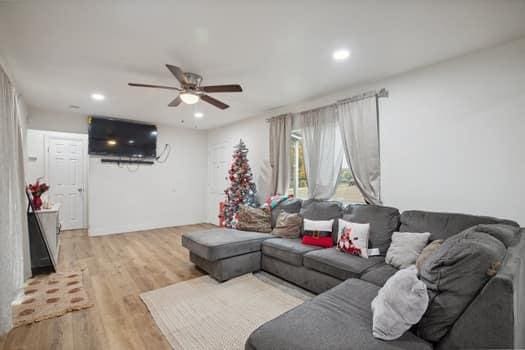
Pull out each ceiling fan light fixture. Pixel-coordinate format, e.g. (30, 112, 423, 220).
(180, 92, 200, 104)
(332, 48, 350, 61)
(91, 92, 105, 101)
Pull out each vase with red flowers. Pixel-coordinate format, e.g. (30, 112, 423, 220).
(27, 178, 50, 210)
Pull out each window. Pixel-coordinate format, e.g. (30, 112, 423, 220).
(288, 130, 363, 203)
(288, 131, 308, 198)
(332, 157, 364, 203)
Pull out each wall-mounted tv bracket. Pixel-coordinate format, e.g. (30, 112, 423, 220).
(101, 158, 154, 165)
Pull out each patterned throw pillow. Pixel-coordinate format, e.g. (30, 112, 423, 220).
(272, 212, 302, 238)
(236, 205, 272, 233)
(337, 219, 370, 258)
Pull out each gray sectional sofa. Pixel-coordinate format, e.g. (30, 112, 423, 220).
(182, 199, 525, 350)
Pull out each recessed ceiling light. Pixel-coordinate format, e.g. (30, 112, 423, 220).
(332, 49, 350, 61)
(91, 93, 105, 101)
(107, 139, 117, 146)
(194, 112, 204, 118)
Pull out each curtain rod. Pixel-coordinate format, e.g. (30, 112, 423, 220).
(266, 88, 388, 122)
(337, 88, 388, 104)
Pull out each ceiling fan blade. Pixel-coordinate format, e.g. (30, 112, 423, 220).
(201, 94, 229, 109)
(128, 83, 181, 91)
(166, 64, 188, 84)
(200, 84, 243, 93)
(168, 95, 182, 107)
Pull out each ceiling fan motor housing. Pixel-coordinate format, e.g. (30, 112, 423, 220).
(183, 72, 203, 88)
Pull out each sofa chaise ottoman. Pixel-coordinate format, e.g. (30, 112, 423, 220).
(181, 228, 273, 281)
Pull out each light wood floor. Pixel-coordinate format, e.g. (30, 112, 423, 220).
(0, 223, 215, 350)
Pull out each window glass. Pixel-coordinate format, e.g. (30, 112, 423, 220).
(332, 156, 364, 203)
(288, 130, 363, 203)
(288, 131, 308, 198)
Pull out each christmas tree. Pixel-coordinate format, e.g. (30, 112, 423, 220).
(222, 139, 257, 228)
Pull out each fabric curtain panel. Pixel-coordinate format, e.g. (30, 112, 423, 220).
(337, 97, 382, 204)
(15, 94, 31, 281)
(0, 66, 29, 335)
(299, 105, 343, 200)
(269, 114, 292, 195)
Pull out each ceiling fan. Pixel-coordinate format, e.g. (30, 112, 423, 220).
(128, 64, 242, 110)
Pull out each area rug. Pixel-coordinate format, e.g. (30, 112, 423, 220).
(12, 270, 93, 327)
(140, 273, 312, 349)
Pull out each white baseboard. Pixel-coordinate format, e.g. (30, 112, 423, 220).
(87, 221, 205, 236)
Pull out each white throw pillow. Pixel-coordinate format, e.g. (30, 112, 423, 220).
(385, 232, 431, 269)
(303, 218, 333, 233)
(337, 219, 370, 258)
(371, 266, 429, 340)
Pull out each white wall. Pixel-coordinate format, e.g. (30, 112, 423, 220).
(27, 109, 208, 235)
(28, 107, 88, 134)
(206, 38, 525, 225)
(88, 125, 207, 235)
(206, 117, 270, 223)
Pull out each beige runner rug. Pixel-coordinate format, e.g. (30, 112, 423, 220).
(140, 273, 309, 349)
(12, 270, 93, 327)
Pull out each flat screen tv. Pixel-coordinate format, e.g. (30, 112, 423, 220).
(88, 116, 157, 158)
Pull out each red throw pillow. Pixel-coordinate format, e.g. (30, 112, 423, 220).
(302, 235, 334, 248)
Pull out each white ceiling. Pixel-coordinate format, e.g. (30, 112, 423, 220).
(1, 1, 525, 129)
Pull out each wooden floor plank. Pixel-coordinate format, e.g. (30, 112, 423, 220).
(1, 224, 213, 350)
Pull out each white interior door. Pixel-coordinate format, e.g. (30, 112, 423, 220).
(208, 141, 229, 194)
(206, 140, 230, 223)
(46, 136, 87, 230)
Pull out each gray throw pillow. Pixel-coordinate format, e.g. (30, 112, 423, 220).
(272, 212, 302, 238)
(385, 232, 430, 269)
(417, 227, 507, 342)
(371, 266, 429, 340)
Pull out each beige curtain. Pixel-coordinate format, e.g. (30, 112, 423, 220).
(337, 97, 381, 204)
(269, 114, 292, 195)
(299, 105, 344, 200)
(0, 65, 29, 335)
